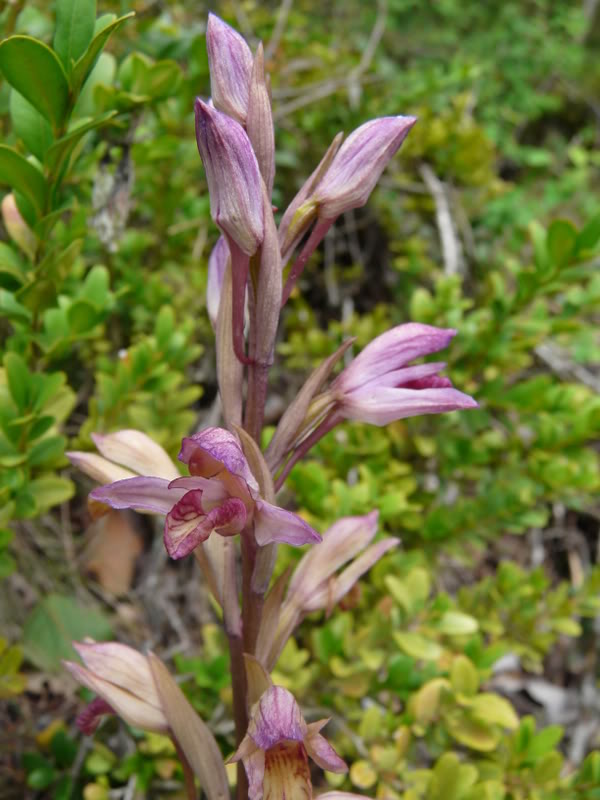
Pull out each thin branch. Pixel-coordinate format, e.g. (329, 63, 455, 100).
(535, 341, 600, 394)
(264, 0, 294, 62)
(419, 162, 465, 277)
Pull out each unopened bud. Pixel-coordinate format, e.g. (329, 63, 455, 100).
(206, 13, 253, 125)
(1, 193, 37, 260)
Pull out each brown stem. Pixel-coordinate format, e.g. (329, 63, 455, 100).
(173, 739, 198, 800)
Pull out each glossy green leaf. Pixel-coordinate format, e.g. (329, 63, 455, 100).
(23, 593, 111, 672)
(575, 214, 600, 254)
(4, 352, 31, 411)
(71, 13, 134, 94)
(0, 289, 32, 323)
(469, 693, 519, 729)
(437, 611, 479, 636)
(0, 36, 70, 129)
(27, 476, 74, 514)
(45, 111, 117, 175)
(54, 0, 97, 72)
(9, 90, 54, 161)
(0, 146, 47, 218)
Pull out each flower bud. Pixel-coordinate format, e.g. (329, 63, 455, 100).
(195, 98, 264, 256)
(206, 13, 253, 125)
(314, 115, 417, 219)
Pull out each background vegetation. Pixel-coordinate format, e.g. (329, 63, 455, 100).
(1, 0, 599, 798)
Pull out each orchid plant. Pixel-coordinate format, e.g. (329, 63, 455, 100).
(64, 14, 477, 800)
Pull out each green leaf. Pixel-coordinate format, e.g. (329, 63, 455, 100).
(447, 712, 499, 752)
(4, 352, 31, 411)
(547, 219, 577, 268)
(469, 693, 519, 729)
(437, 611, 479, 636)
(45, 111, 117, 176)
(394, 631, 443, 661)
(524, 726, 564, 760)
(71, 13, 134, 94)
(0, 289, 32, 323)
(575, 214, 600, 254)
(27, 435, 66, 467)
(450, 655, 479, 696)
(9, 90, 54, 161)
(80, 264, 110, 308)
(27, 476, 74, 514)
(0, 146, 47, 218)
(22, 593, 112, 672)
(0, 36, 70, 130)
(54, 0, 97, 72)
(0, 243, 27, 289)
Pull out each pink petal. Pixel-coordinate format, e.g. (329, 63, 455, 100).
(90, 477, 183, 514)
(335, 324, 457, 393)
(254, 500, 321, 547)
(341, 385, 478, 426)
(91, 430, 179, 479)
(164, 493, 247, 559)
(178, 427, 259, 494)
(169, 475, 230, 509)
(305, 732, 348, 773)
(247, 686, 307, 750)
(75, 697, 114, 734)
(371, 361, 447, 389)
(243, 748, 266, 800)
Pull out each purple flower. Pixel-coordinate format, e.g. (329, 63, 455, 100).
(314, 116, 417, 219)
(230, 686, 347, 800)
(206, 13, 253, 125)
(331, 323, 478, 426)
(90, 427, 320, 559)
(64, 641, 168, 734)
(195, 99, 264, 256)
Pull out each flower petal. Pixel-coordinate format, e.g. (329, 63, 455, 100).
(305, 732, 347, 773)
(335, 323, 457, 393)
(247, 686, 307, 750)
(90, 477, 182, 514)
(179, 427, 259, 494)
(91, 430, 179, 479)
(67, 451, 135, 484)
(341, 386, 478, 426)
(75, 697, 114, 734)
(254, 500, 321, 547)
(165, 493, 247, 559)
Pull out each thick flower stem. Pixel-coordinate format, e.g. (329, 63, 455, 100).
(274, 414, 338, 491)
(241, 529, 263, 653)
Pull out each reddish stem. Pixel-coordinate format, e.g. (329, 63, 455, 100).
(281, 218, 334, 306)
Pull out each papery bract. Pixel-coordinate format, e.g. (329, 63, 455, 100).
(230, 686, 346, 800)
(64, 641, 168, 734)
(207, 13, 253, 125)
(207, 235, 229, 329)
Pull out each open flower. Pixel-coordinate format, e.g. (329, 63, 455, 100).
(330, 323, 478, 426)
(64, 641, 168, 734)
(230, 686, 347, 800)
(257, 512, 398, 669)
(90, 427, 320, 559)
